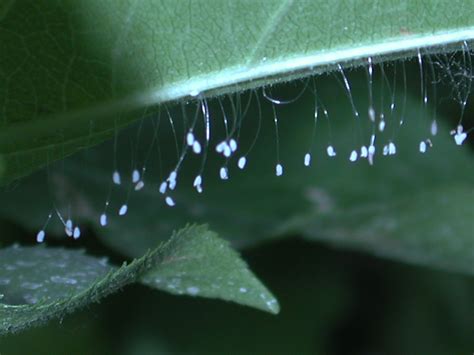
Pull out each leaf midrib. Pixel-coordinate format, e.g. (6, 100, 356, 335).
(1, 28, 473, 177)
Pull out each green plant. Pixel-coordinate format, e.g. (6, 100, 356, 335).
(1, 1, 473, 351)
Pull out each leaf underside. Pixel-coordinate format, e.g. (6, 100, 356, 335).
(0, 0, 473, 336)
(1, 0, 473, 182)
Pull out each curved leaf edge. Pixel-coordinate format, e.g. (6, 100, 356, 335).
(0, 224, 279, 335)
(1, 30, 473, 185)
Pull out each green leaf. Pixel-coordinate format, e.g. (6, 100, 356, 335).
(0, 225, 276, 335)
(0, 245, 121, 335)
(0, 245, 112, 307)
(141, 225, 280, 314)
(281, 185, 474, 276)
(1, 0, 473, 183)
